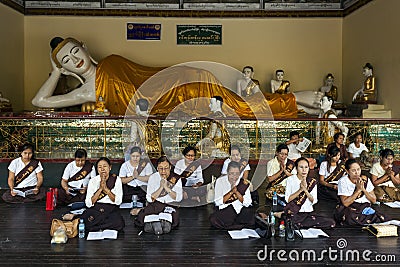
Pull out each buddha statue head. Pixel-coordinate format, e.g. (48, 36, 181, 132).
(325, 73, 334, 87)
(275, 69, 284, 81)
(362, 63, 373, 77)
(242, 66, 254, 79)
(50, 37, 97, 83)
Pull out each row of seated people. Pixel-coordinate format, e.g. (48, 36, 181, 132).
(2, 140, 398, 235)
(266, 139, 399, 229)
(1, 143, 255, 234)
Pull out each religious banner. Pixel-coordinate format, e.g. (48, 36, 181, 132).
(25, 0, 100, 8)
(177, 25, 222, 45)
(264, 0, 341, 10)
(106, 0, 179, 9)
(127, 23, 161, 40)
(183, 1, 259, 10)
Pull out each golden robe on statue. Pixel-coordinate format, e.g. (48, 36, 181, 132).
(95, 55, 297, 118)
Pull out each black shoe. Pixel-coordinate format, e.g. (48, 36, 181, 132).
(152, 221, 163, 235)
(144, 222, 153, 233)
(161, 220, 172, 234)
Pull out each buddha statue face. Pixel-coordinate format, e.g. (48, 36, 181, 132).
(325, 77, 334, 86)
(242, 67, 253, 79)
(362, 67, 372, 77)
(55, 40, 93, 76)
(276, 71, 284, 81)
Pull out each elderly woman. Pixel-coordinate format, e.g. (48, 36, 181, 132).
(62, 157, 125, 232)
(135, 156, 183, 235)
(2, 143, 46, 203)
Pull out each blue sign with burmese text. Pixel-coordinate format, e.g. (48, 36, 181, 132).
(127, 23, 161, 40)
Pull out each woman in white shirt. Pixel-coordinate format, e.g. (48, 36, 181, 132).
(174, 146, 203, 203)
(318, 146, 344, 201)
(63, 157, 125, 232)
(370, 149, 400, 202)
(2, 143, 46, 203)
(119, 146, 153, 204)
(347, 132, 368, 159)
(210, 161, 254, 230)
(136, 156, 183, 235)
(285, 157, 335, 229)
(334, 159, 389, 226)
(57, 148, 96, 206)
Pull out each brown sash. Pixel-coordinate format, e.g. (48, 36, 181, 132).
(136, 159, 149, 176)
(224, 178, 250, 204)
(157, 173, 181, 199)
(98, 174, 118, 200)
(68, 161, 93, 183)
(267, 159, 295, 189)
(177, 160, 201, 186)
(238, 158, 248, 174)
(284, 176, 317, 215)
(325, 161, 346, 183)
(14, 159, 39, 187)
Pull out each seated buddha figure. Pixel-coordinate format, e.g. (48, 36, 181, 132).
(352, 63, 376, 104)
(270, 69, 290, 94)
(319, 73, 338, 101)
(315, 96, 348, 145)
(236, 66, 261, 97)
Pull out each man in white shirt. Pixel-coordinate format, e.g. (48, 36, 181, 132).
(210, 161, 254, 230)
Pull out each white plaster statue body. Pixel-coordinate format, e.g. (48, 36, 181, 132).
(270, 69, 325, 115)
(236, 66, 261, 97)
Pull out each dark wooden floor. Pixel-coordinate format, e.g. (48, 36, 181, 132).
(0, 191, 399, 266)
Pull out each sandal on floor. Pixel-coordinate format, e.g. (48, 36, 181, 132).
(130, 208, 143, 216)
(61, 213, 75, 221)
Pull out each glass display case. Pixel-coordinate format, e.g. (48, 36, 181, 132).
(0, 116, 398, 160)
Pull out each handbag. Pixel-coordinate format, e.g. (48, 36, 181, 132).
(50, 218, 79, 238)
(255, 213, 274, 239)
(363, 224, 398, 237)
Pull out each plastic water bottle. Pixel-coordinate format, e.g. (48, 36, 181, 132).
(269, 212, 276, 237)
(272, 192, 278, 211)
(279, 221, 286, 238)
(269, 211, 275, 225)
(78, 219, 85, 239)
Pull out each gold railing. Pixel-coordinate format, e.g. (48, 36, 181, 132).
(0, 116, 398, 160)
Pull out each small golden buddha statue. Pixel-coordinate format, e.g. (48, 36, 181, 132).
(352, 63, 376, 104)
(95, 96, 106, 112)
